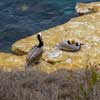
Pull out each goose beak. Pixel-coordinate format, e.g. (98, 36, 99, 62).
(80, 43, 85, 45)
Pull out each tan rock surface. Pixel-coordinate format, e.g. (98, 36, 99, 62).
(10, 12, 100, 73)
(76, 2, 100, 15)
(0, 52, 25, 71)
(11, 28, 65, 55)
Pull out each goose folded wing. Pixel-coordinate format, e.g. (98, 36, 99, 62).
(26, 46, 43, 62)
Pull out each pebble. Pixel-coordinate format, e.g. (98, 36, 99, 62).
(65, 58, 72, 64)
(47, 49, 61, 59)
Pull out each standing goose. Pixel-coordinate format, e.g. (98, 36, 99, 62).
(25, 32, 44, 69)
(58, 39, 84, 52)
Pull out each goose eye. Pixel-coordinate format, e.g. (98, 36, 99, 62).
(76, 43, 79, 46)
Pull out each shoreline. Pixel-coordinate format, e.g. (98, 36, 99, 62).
(0, 2, 100, 72)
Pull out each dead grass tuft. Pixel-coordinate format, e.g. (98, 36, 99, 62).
(0, 62, 100, 100)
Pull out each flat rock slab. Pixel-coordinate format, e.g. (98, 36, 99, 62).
(76, 2, 100, 15)
(0, 53, 25, 71)
(10, 12, 100, 73)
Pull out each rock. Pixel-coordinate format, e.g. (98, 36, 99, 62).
(12, 28, 65, 55)
(0, 52, 25, 71)
(12, 35, 37, 55)
(11, 12, 100, 73)
(76, 2, 100, 15)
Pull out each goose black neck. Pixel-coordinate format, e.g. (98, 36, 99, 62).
(37, 35, 44, 48)
(76, 43, 81, 49)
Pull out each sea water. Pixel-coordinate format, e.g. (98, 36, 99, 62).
(0, 0, 99, 52)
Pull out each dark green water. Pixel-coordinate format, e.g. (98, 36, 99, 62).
(0, 0, 99, 52)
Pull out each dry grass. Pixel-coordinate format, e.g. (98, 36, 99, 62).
(0, 62, 100, 100)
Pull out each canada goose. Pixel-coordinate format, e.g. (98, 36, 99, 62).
(58, 40, 84, 52)
(25, 32, 44, 69)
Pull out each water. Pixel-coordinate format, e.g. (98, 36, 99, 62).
(0, 0, 99, 52)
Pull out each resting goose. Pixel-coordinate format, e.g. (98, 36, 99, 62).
(58, 39, 84, 52)
(25, 32, 44, 68)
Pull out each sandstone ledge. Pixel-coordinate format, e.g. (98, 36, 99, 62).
(76, 2, 100, 15)
(0, 53, 25, 71)
(10, 12, 100, 73)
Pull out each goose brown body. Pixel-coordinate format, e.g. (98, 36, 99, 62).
(58, 40, 84, 52)
(25, 33, 44, 68)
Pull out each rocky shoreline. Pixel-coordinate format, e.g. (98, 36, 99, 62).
(0, 2, 100, 72)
